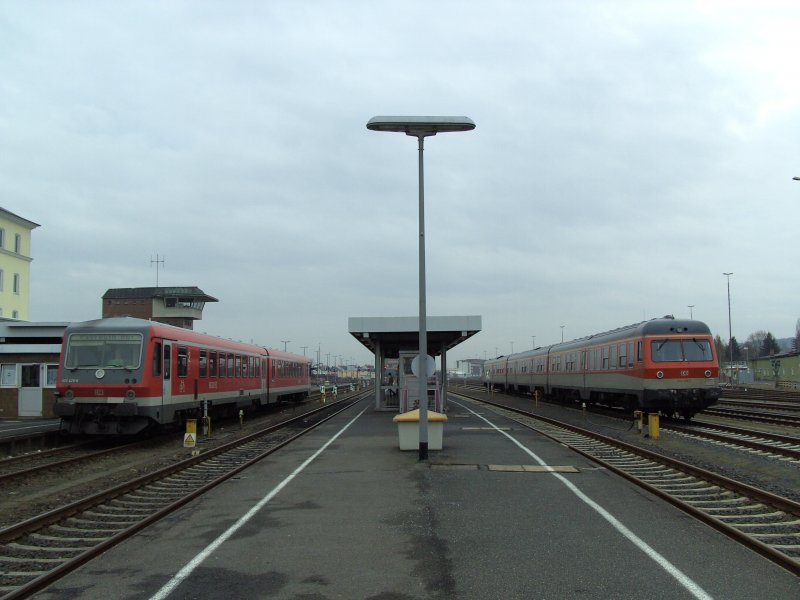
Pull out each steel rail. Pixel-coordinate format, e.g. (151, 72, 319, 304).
(0, 394, 368, 599)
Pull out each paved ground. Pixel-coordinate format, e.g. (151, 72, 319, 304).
(35, 398, 800, 599)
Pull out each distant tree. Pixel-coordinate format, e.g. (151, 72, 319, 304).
(761, 332, 781, 357)
(795, 318, 800, 353)
(746, 331, 768, 357)
(719, 336, 741, 363)
(713, 335, 725, 362)
(729, 336, 741, 362)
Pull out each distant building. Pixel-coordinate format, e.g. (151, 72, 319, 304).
(455, 358, 485, 377)
(0, 207, 40, 320)
(0, 321, 66, 418)
(102, 286, 218, 329)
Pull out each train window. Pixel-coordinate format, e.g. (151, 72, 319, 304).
(628, 342, 634, 368)
(684, 339, 713, 361)
(153, 342, 162, 376)
(651, 339, 714, 362)
(236, 355, 242, 378)
(637, 341, 644, 362)
(651, 340, 683, 362)
(227, 355, 235, 378)
(177, 347, 188, 378)
(218, 352, 226, 378)
(610, 346, 617, 369)
(199, 350, 207, 377)
(163, 344, 171, 380)
(210, 351, 218, 377)
(602, 347, 609, 369)
(618, 344, 626, 368)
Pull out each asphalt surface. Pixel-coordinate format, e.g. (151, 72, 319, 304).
(33, 397, 800, 599)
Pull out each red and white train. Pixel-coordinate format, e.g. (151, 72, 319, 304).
(54, 317, 311, 435)
(485, 317, 721, 420)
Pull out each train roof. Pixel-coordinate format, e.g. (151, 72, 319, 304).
(63, 317, 310, 362)
(487, 317, 712, 363)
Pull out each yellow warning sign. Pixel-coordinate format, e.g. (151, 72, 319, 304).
(184, 433, 196, 448)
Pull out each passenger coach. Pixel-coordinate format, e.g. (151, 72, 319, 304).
(485, 317, 720, 420)
(54, 317, 311, 435)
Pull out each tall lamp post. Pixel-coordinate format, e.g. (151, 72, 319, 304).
(723, 272, 734, 380)
(367, 115, 475, 460)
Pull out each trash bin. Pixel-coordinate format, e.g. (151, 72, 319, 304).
(392, 409, 448, 451)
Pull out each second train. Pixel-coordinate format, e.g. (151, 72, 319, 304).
(484, 316, 721, 420)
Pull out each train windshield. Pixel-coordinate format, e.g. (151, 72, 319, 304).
(64, 333, 144, 370)
(651, 338, 713, 362)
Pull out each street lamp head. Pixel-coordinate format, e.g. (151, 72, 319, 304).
(367, 116, 475, 137)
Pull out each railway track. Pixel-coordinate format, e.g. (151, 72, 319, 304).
(454, 391, 800, 576)
(703, 406, 800, 427)
(0, 393, 368, 599)
(666, 421, 800, 463)
(0, 439, 149, 485)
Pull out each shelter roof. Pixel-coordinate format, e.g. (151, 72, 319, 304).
(348, 316, 481, 359)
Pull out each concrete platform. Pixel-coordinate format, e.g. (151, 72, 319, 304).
(36, 397, 800, 599)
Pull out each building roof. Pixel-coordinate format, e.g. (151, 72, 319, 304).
(0, 207, 40, 229)
(102, 287, 219, 302)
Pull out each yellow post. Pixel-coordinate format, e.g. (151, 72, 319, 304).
(533, 389, 540, 408)
(648, 413, 660, 440)
(184, 419, 197, 448)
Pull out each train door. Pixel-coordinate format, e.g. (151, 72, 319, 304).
(580, 351, 587, 399)
(162, 341, 172, 415)
(261, 357, 268, 402)
(19, 364, 43, 417)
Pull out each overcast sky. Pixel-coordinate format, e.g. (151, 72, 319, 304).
(3, 1, 799, 366)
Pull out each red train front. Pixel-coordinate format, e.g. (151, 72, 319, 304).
(54, 317, 310, 435)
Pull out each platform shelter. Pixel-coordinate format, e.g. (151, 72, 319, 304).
(348, 316, 481, 412)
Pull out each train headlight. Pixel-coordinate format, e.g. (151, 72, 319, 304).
(125, 389, 136, 401)
(656, 371, 664, 379)
(65, 389, 74, 400)
(704, 370, 712, 378)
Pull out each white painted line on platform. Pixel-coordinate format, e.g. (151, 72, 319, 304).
(148, 405, 370, 600)
(453, 400, 715, 600)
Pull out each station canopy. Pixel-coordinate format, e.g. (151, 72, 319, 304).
(348, 316, 481, 359)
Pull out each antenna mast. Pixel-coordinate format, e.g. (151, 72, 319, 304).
(151, 254, 166, 287)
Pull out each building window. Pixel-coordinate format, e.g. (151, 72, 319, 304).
(46, 365, 59, 387)
(0, 228, 4, 248)
(1, 364, 16, 386)
(12, 310, 18, 319)
(0, 269, 4, 291)
(13, 273, 20, 295)
(14, 233, 21, 254)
